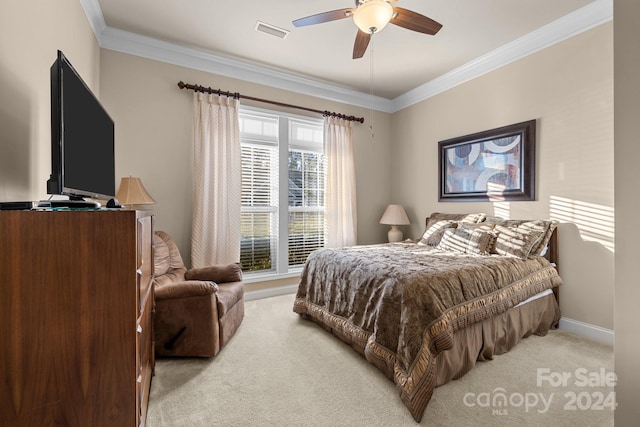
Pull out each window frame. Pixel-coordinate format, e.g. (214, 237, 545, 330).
(239, 105, 326, 281)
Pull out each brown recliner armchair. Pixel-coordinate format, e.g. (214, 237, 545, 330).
(153, 230, 245, 357)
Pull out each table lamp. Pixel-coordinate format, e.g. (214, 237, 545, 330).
(379, 204, 410, 242)
(116, 176, 156, 209)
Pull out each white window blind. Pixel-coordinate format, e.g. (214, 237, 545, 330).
(239, 113, 279, 272)
(239, 109, 325, 274)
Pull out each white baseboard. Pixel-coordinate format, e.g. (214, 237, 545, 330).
(245, 284, 298, 301)
(558, 317, 614, 346)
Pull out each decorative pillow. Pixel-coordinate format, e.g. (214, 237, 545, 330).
(483, 216, 506, 225)
(456, 222, 495, 232)
(437, 225, 496, 255)
(417, 220, 458, 246)
(458, 223, 497, 255)
(493, 223, 546, 258)
(153, 233, 171, 276)
(491, 219, 558, 256)
(425, 212, 487, 230)
(531, 220, 558, 256)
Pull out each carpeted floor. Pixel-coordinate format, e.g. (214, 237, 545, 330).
(146, 293, 614, 426)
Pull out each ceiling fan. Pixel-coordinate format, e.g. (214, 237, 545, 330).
(292, 0, 443, 59)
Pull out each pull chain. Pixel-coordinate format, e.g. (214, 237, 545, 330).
(369, 34, 375, 139)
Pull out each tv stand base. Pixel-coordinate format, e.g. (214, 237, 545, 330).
(38, 199, 101, 209)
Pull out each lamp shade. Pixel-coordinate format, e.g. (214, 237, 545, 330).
(116, 177, 156, 206)
(352, 0, 394, 34)
(379, 204, 410, 225)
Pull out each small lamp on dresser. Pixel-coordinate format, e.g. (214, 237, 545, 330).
(379, 204, 410, 243)
(116, 176, 156, 209)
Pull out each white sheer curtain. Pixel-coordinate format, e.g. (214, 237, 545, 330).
(191, 92, 241, 267)
(324, 116, 357, 248)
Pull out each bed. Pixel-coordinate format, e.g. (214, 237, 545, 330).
(293, 213, 562, 422)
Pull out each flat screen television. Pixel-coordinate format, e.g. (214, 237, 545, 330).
(47, 50, 115, 201)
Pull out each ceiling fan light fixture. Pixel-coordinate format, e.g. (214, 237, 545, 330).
(353, 0, 394, 34)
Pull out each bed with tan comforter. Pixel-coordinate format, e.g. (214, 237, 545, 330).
(293, 214, 561, 421)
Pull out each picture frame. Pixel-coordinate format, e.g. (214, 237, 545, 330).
(438, 120, 536, 202)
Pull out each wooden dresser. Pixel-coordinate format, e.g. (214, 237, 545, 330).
(0, 209, 154, 427)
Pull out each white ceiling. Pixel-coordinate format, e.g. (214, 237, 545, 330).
(90, 0, 610, 108)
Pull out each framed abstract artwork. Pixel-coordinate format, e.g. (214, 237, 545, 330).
(438, 120, 536, 202)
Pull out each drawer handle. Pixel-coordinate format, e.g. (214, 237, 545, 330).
(137, 325, 143, 334)
(137, 268, 142, 276)
(137, 375, 142, 383)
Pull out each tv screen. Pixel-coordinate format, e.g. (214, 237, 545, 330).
(48, 50, 115, 200)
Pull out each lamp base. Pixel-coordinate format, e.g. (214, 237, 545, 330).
(387, 225, 403, 243)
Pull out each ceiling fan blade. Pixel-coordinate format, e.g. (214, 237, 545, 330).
(292, 8, 354, 27)
(353, 30, 371, 59)
(391, 7, 443, 35)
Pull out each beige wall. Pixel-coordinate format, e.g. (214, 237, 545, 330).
(391, 23, 614, 329)
(0, 0, 101, 202)
(614, 0, 640, 423)
(99, 50, 393, 266)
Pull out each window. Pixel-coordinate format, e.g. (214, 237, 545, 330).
(239, 108, 325, 275)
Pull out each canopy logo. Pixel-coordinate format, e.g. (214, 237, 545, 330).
(463, 368, 617, 416)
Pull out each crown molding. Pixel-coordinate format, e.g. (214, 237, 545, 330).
(390, 0, 613, 112)
(98, 26, 392, 113)
(80, 0, 106, 38)
(82, 0, 612, 114)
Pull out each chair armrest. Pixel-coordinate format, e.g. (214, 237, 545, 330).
(155, 280, 218, 301)
(186, 262, 242, 284)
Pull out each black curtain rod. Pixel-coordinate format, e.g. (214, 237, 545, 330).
(177, 81, 365, 124)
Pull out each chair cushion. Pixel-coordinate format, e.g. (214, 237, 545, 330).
(154, 231, 186, 276)
(216, 281, 244, 317)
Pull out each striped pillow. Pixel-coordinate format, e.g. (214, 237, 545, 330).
(491, 220, 558, 257)
(417, 220, 458, 246)
(437, 225, 496, 255)
(494, 224, 545, 258)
